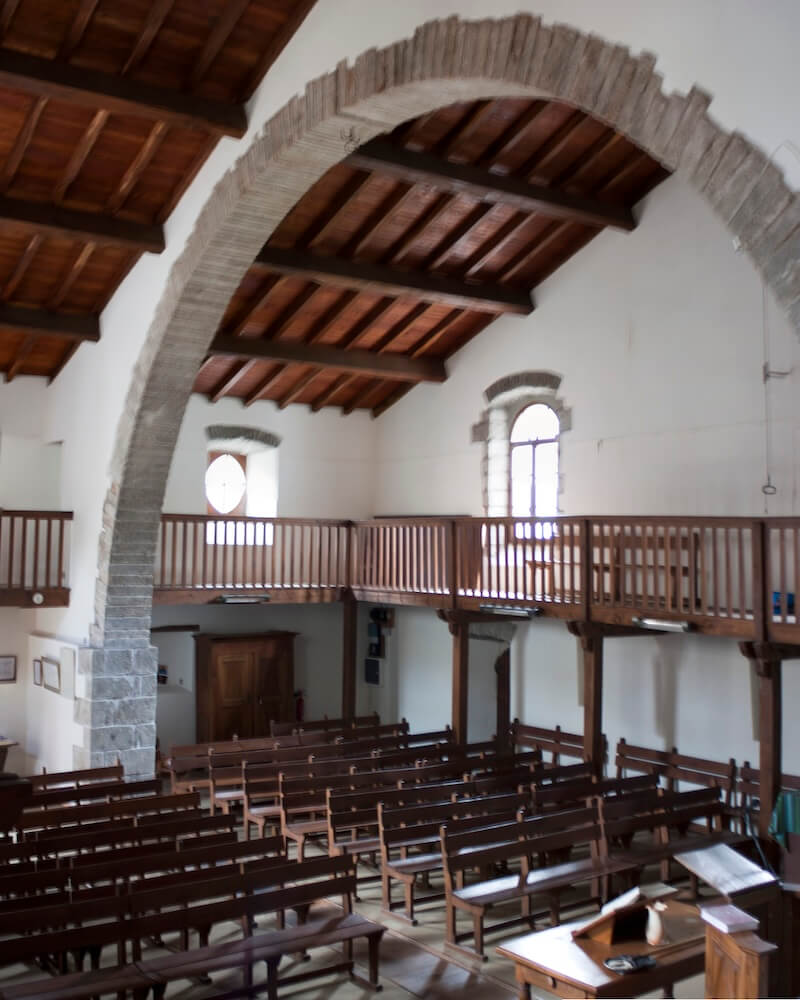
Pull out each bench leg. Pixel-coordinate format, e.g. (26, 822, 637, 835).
(266, 957, 280, 1000)
(472, 912, 485, 960)
(445, 901, 457, 946)
(367, 931, 382, 987)
(404, 879, 416, 925)
(381, 869, 392, 910)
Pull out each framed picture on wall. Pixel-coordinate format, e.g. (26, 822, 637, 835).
(42, 656, 60, 694)
(0, 656, 16, 683)
(32, 659, 42, 686)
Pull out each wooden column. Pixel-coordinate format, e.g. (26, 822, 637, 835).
(582, 633, 604, 777)
(739, 642, 784, 841)
(450, 621, 469, 745)
(341, 593, 358, 720)
(568, 621, 604, 777)
(756, 656, 782, 841)
(494, 647, 511, 752)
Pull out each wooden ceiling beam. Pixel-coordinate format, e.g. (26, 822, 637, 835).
(53, 109, 108, 203)
(1, 232, 42, 299)
(276, 367, 321, 409)
(371, 383, 414, 418)
(210, 333, 446, 384)
(0, 47, 247, 137)
(106, 120, 168, 213)
(5, 333, 35, 381)
(254, 246, 533, 315)
(517, 110, 586, 179)
(0, 193, 164, 252)
(476, 101, 549, 167)
(346, 139, 635, 232)
(0, 303, 99, 341)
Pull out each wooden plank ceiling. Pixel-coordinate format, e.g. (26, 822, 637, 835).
(0, 0, 317, 380)
(198, 97, 670, 416)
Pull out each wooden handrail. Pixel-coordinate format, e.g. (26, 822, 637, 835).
(0, 510, 72, 602)
(153, 513, 800, 642)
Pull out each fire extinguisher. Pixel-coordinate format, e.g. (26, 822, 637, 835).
(294, 689, 304, 723)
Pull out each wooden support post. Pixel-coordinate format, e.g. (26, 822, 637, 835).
(739, 641, 783, 842)
(567, 621, 604, 777)
(341, 593, 357, 721)
(450, 621, 469, 745)
(582, 633, 604, 778)
(756, 656, 782, 842)
(494, 647, 511, 752)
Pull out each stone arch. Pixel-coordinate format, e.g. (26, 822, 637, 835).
(83, 13, 800, 773)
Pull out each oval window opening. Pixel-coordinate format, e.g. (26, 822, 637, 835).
(205, 453, 246, 515)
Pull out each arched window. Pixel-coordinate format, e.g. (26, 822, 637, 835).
(509, 403, 559, 519)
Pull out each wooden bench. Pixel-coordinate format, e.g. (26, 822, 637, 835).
(599, 785, 746, 884)
(440, 803, 635, 958)
(736, 761, 800, 833)
(379, 790, 529, 922)
(529, 773, 658, 813)
(0, 855, 384, 1000)
(510, 720, 605, 766)
(25, 764, 123, 791)
(22, 777, 161, 811)
(15, 791, 202, 839)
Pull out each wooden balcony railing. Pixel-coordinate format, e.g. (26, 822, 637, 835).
(156, 515, 350, 602)
(154, 512, 800, 641)
(0, 510, 72, 606)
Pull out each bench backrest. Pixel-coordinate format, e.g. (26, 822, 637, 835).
(599, 786, 723, 843)
(26, 764, 124, 790)
(24, 777, 161, 810)
(16, 791, 201, 835)
(511, 719, 600, 764)
(615, 738, 736, 803)
(530, 773, 657, 812)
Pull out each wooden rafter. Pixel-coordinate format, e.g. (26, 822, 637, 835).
(517, 110, 586, 178)
(123, 0, 176, 75)
(244, 288, 359, 406)
(254, 246, 534, 315)
(106, 121, 168, 214)
(190, 0, 250, 89)
(346, 139, 636, 232)
(210, 333, 447, 383)
(475, 101, 548, 165)
(0, 194, 164, 252)
(6, 334, 35, 381)
(0, 96, 46, 192)
(1, 233, 42, 300)
(0, 48, 247, 137)
(59, 0, 102, 60)
(48, 243, 95, 309)
(0, 0, 21, 38)
(239, 0, 319, 100)
(206, 281, 320, 399)
(53, 109, 109, 204)
(0, 303, 99, 341)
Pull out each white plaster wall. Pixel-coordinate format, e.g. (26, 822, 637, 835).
(0, 609, 36, 773)
(24, 635, 81, 775)
(164, 395, 376, 519)
(150, 603, 349, 751)
(393, 607, 453, 733)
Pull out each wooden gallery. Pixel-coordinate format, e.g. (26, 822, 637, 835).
(0, 3, 798, 998)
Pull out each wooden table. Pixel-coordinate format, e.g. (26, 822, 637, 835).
(496, 900, 705, 999)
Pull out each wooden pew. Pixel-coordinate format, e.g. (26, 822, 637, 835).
(379, 790, 529, 922)
(511, 720, 605, 766)
(15, 792, 201, 838)
(736, 761, 800, 833)
(0, 856, 385, 999)
(23, 777, 161, 811)
(529, 773, 658, 813)
(440, 804, 635, 958)
(26, 764, 123, 791)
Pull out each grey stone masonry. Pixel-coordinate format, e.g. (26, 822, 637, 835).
(88, 13, 799, 772)
(74, 645, 158, 778)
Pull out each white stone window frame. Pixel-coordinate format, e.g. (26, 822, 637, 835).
(205, 425, 280, 546)
(473, 373, 571, 518)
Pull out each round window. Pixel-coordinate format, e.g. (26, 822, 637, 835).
(205, 453, 246, 514)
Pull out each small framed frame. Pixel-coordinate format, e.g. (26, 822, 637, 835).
(42, 656, 61, 694)
(0, 656, 16, 683)
(32, 658, 42, 686)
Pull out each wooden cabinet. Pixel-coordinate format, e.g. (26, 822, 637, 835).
(194, 633, 295, 743)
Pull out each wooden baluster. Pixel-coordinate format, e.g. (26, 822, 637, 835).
(723, 526, 732, 619)
(712, 525, 719, 618)
(44, 516, 52, 588)
(739, 526, 747, 624)
(18, 516, 26, 590)
(688, 524, 696, 614)
(30, 516, 39, 590)
(698, 525, 706, 615)
(7, 515, 14, 589)
(794, 526, 799, 624)
(779, 525, 787, 622)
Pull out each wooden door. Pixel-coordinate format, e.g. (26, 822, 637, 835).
(251, 636, 294, 735)
(212, 643, 254, 740)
